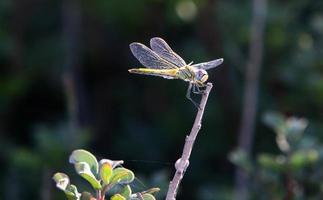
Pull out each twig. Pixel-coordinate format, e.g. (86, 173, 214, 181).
(165, 83, 213, 200)
(96, 190, 102, 200)
(284, 152, 295, 200)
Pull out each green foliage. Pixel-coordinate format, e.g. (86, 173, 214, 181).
(110, 194, 126, 200)
(53, 173, 81, 200)
(53, 149, 159, 200)
(228, 148, 253, 172)
(70, 150, 99, 176)
(100, 162, 113, 185)
(230, 111, 323, 199)
(74, 161, 102, 190)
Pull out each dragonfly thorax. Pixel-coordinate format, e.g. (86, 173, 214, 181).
(177, 66, 209, 86)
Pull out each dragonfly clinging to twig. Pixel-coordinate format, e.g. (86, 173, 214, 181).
(128, 37, 223, 108)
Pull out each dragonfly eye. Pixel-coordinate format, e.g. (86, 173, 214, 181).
(201, 74, 208, 83)
(196, 69, 208, 83)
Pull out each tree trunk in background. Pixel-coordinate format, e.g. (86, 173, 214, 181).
(62, 0, 89, 133)
(234, 0, 267, 199)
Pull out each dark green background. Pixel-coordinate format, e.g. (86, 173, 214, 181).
(0, 0, 322, 199)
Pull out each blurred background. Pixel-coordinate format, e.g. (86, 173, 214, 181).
(1, 0, 323, 199)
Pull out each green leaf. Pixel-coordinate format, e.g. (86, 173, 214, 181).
(289, 149, 319, 170)
(285, 117, 308, 141)
(99, 160, 113, 185)
(53, 172, 70, 191)
(228, 149, 252, 172)
(257, 153, 286, 172)
(286, 117, 308, 134)
(67, 185, 79, 195)
(142, 194, 156, 200)
(69, 149, 99, 175)
(262, 111, 286, 135)
(111, 194, 126, 200)
(99, 159, 124, 169)
(52, 173, 81, 200)
(75, 162, 102, 189)
(132, 193, 156, 200)
(66, 185, 81, 200)
(120, 185, 132, 198)
(110, 167, 135, 185)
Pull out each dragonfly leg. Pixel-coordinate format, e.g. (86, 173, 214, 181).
(186, 83, 201, 109)
(192, 84, 205, 94)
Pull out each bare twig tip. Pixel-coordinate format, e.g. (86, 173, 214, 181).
(166, 80, 213, 200)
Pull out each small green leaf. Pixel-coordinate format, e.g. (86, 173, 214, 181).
(120, 185, 132, 198)
(286, 117, 308, 135)
(289, 149, 319, 170)
(142, 194, 156, 200)
(99, 159, 124, 169)
(262, 111, 286, 135)
(66, 185, 81, 200)
(132, 193, 156, 200)
(65, 193, 80, 200)
(52, 173, 80, 200)
(69, 149, 99, 175)
(285, 117, 308, 141)
(257, 153, 286, 171)
(228, 149, 252, 172)
(53, 172, 70, 191)
(67, 185, 79, 195)
(110, 167, 135, 185)
(99, 161, 113, 185)
(111, 194, 126, 200)
(75, 162, 102, 189)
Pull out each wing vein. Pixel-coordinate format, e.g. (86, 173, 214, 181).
(130, 42, 179, 69)
(150, 37, 186, 67)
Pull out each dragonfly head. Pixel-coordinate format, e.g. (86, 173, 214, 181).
(195, 68, 208, 86)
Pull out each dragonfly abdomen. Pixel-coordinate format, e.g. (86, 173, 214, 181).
(128, 68, 179, 79)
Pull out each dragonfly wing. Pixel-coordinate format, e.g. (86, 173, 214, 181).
(192, 58, 224, 70)
(130, 42, 178, 69)
(150, 37, 186, 67)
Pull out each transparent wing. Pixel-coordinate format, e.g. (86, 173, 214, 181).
(150, 37, 186, 67)
(192, 58, 223, 70)
(130, 42, 178, 69)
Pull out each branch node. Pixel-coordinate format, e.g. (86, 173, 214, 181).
(185, 136, 194, 143)
(197, 124, 202, 130)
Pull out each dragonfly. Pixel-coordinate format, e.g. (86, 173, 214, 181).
(128, 37, 223, 108)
